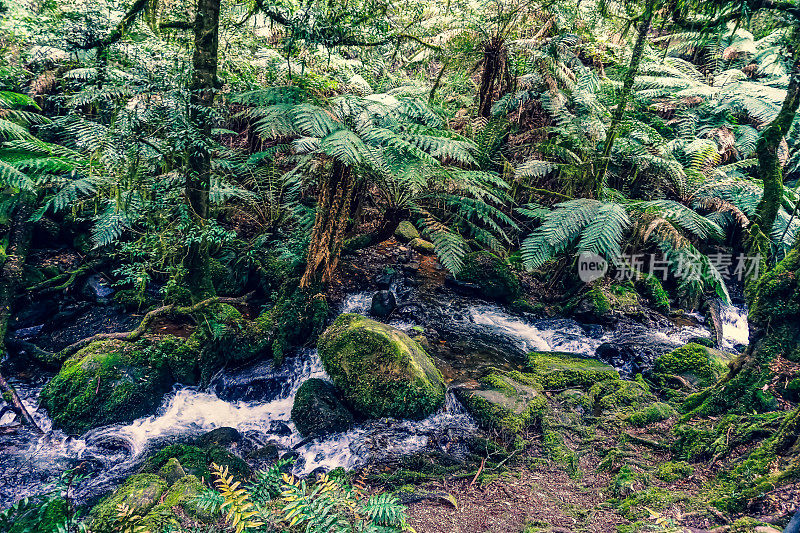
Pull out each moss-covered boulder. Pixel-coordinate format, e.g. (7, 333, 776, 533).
(526, 351, 619, 388)
(456, 251, 520, 303)
(652, 342, 730, 388)
(409, 237, 435, 254)
(138, 475, 209, 532)
(317, 314, 446, 419)
(291, 378, 354, 437)
(88, 473, 168, 532)
(394, 221, 420, 242)
(140, 443, 250, 482)
(454, 371, 546, 440)
(634, 273, 670, 315)
(572, 282, 643, 321)
(40, 340, 173, 435)
(589, 378, 655, 415)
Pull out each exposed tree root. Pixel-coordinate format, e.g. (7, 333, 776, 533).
(0, 368, 42, 434)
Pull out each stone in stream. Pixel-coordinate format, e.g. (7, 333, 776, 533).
(317, 313, 446, 419)
(451, 251, 521, 303)
(291, 378, 355, 437)
(39, 339, 174, 435)
(195, 426, 242, 448)
(370, 290, 397, 317)
(408, 237, 435, 254)
(83, 273, 115, 302)
(394, 220, 420, 242)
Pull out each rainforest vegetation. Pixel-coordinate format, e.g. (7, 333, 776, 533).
(0, 0, 799, 531)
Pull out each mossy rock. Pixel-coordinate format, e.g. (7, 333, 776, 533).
(526, 351, 619, 389)
(652, 342, 730, 389)
(456, 251, 521, 303)
(140, 444, 250, 482)
(572, 282, 642, 321)
(589, 378, 655, 415)
(138, 475, 210, 531)
(394, 221, 420, 242)
(626, 402, 675, 426)
(317, 313, 445, 419)
(408, 237, 435, 254)
(454, 372, 546, 441)
(158, 457, 187, 485)
(40, 340, 173, 435)
(88, 473, 168, 533)
(291, 378, 354, 437)
(635, 274, 670, 315)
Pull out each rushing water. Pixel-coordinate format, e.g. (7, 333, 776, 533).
(0, 290, 749, 508)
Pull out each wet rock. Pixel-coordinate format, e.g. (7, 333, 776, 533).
(374, 268, 396, 290)
(10, 324, 43, 340)
(291, 378, 354, 437)
(268, 420, 292, 436)
(195, 427, 242, 448)
(370, 290, 396, 317)
(40, 339, 173, 435)
(247, 443, 279, 464)
(138, 475, 209, 531)
(596, 335, 678, 377)
(401, 262, 420, 274)
(158, 458, 187, 485)
(209, 359, 294, 402)
(83, 274, 115, 303)
(318, 313, 445, 419)
(527, 351, 619, 388)
(454, 252, 520, 303)
(140, 443, 250, 482)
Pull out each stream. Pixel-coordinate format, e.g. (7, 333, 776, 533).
(0, 290, 749, 508)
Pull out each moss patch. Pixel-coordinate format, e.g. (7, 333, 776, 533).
(456, 251, 521, 303)
(526, 351, 619, 389)
(140, 444, 250, 483)
(88, 474, 168, 533)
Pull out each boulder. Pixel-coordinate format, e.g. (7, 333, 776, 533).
(88, 474, 168, 532)
(195, 427, 242, 448)
(291, 378, 354, 437)
(317, 313, 446, 419)
(140, 444, 250, 482)
(40, 340, 172, 435)
(526, 351, 619, 388)
(394, 221, 420, 242)
(455, 251, 520, 303)
(409, 238, 435, 254)
(138, 475, 210, 531)
(370, 290, 397, 317)
(651, 342, 730, 388)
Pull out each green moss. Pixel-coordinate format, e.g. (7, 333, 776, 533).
(635, 273, 670, 315)
(138, 475, 209, 531)
(40, 340, 173, 435)
(653, 343, 728, 389)
(541, 414, 580, 478)
(258, 287, 330, 367)
(526, 351, 619, 389)
(626, 402, 674, 427)
(317, 313, 445, 419)
(613, 487, 690, 521)
(655, 461, 693, 482)
(590, 379, 654, 415)
(209, 258, 243, 296)
(394, 221, 420, 242)
(7, 497, 70, 533)
(457, 251, 521, 303)
(145, 335, 201, 385)
(455, 373, 546, 444)
(611, 465, 638, 497)
(408, 237, 435, 254)
(141, 444, 250, 482)
(88, 474, 168, 533)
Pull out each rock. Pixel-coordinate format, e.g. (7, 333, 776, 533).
(317, 313, 446, 419)
(247, 443, 279, 464)
(291, 378, 354, 437)
(39, 340, 173, 435)
(454, 251, 520, 303)
(157, 458, 187, 485)
(394, 221, 420, 242)
(374, 268, 396, 290)
(138, 475, 210, 532)
(401, 262, 420, 274)
(454, 372, 546, 439)
(140, 444, 250, 482)
(370, 290, 397, 317)
(88, 473, 168, 532)
(195, 427, 242, 448)
(269, 420, 292, 436)
(83, 274, 115, 303)
(10, 324, 43, 340)
(526, 351, 619, 388)
(651, 342, 730, 388)
(408, 237, 435, 254)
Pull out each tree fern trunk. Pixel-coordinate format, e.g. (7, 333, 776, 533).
(745, 56, 800, 289)
(477, 36, 506, 118)
(184, 0, 221, 299)
(300, 161, 356, 288)
(594, 0, 656, 197)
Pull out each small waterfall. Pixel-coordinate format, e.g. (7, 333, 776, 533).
(719, 304, 749, 349)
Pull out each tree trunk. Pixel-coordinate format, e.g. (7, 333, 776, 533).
(477, 36, 506, 119)
(745, 56, 800, 288)
(343, 207, 408, 252)
(300, 161, 356, 288)
(184, 0, 221, 299)
(0, 196, 42, 433)
(594, 0, 656, 197)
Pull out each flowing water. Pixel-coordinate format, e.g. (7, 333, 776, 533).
(0, 290, 749, 508)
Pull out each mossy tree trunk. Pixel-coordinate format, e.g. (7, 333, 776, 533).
(300, 160, 356, 288)
(594, 0, 656, 197)
(745, 55, 800, 287)
(184, 0, 221, 299)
